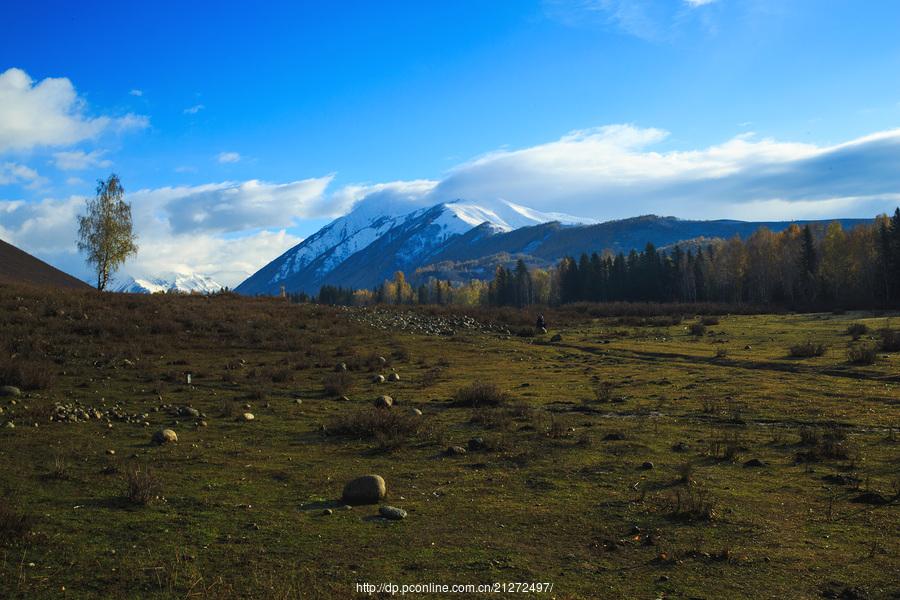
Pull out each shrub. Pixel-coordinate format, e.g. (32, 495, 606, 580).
(0, 498, 35, 542)
(662, 484, 716, 522)
(0, 357, 56, 390)
(470, 403, 535, 430)
(124, 467, 162, 505)
(689, 323, 706, 337)
(881, 329, 900, 352)
(789, 340, 827, 358)
(594, 380, 615, 403)
(49, 455, 70, 480)
(845, 323, 869, 339)
(322, 371, 354, 397)
(326, 409, 435, 451)
(452, 382, 509, 408)
(847, 344, 877, 365)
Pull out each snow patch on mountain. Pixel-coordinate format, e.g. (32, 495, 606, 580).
(113, 273, 223, 294)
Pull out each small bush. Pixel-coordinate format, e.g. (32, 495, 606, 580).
(49, 455, 70, 480)
(326, 409, 435, 451)
(322, 371, 354, 397)
(124, 467, 162, 505)
(452, 382, 509, 408)
(881, 329, 900, 352)
(845, 323, 869, 339)
(594, 381, 615, 403)
(789, 340, 827, 358)
(419, 366, 443, 388)
(689, 323, 706, 337)
(470, 403, 535, 430)
(0, 358, 56, 390)
(847, 344, 877, 365)
(0, 498, 36, 542)
(662, 484, 716, 522)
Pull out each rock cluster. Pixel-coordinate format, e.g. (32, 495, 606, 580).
(342, 307, 510, 336)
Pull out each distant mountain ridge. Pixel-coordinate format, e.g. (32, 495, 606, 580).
(112, 273, 223, 294)
(236, 199, 592, 295)
(0, 239, 90, 289)
(235, 200, 871, 295)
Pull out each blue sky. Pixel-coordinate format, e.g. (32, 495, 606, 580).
(2, 0, 900, 285)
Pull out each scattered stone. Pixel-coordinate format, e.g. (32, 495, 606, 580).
(743, 458, 766, 468)
(294, 399, 303, 405)
(378, 356, 387, 365)
(387, 372, 400, 382)
(639, 461, 654, 470)
(240, 412, 255, 421)
(152, 429, 178, 445)
(379, 506, 407, 520)
(179, 406, 200, 418)
(339, 395, 351, 402)
(4, 421, 14, 428)
(444, 445, 467, 456)
(409, 408, 423, 416)
(0, 386, 21, 398)
(322, 509, 333, 516)
(467, 437, 486, 451)
(374, 395, 393, 409)
(106, 449, 115, 455)
(372, 374, 385, 384)
(198, 420, 208, 427)
(744, 345, 752, 350)
(342, 474, 387, 505)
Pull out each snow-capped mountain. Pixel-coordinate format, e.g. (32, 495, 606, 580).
(113, 273, 223, 294)
(235, 198, 593, 295)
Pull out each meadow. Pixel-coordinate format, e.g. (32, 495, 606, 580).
(0, 285, 897, 599)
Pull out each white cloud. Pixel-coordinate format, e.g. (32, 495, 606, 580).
(217, 151, 240, 164)
(1, 176, 334, 286)
(544, 0, 719, 41)
(425, 125, 900, 221)
(184, 104, 205, 115)
(6, 125, 900, 288)
(52, 149, 112, 171)
(0, 162, 45, 187)
(0, 67, 149, 152)
(129, 89, 143, 97)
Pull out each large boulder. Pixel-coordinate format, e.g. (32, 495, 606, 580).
(374, 395, 393, 409)
(152, 429, 178, 445)
(342, 474, 386, 505)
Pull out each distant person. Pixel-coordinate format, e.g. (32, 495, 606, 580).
(536, 314, 546, 330)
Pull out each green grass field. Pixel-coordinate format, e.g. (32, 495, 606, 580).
(0, 288, 897, 599)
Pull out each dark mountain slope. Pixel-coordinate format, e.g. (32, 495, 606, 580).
(0, 239, 90, 289)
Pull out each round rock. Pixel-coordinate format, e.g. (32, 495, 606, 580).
(374, 395, 393, 409)
(379, 506, 407, 520)
(372, 374, 385, 384)
(240, 412, 255, 421)
(342, 474, 387, 505)
(152, 428, 178, 445)
(387, 373, 400, 382)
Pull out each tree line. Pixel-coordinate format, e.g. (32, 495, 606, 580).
(310, 209, 900, 310)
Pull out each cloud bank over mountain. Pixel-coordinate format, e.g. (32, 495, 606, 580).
(3, 117, 900, 286)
